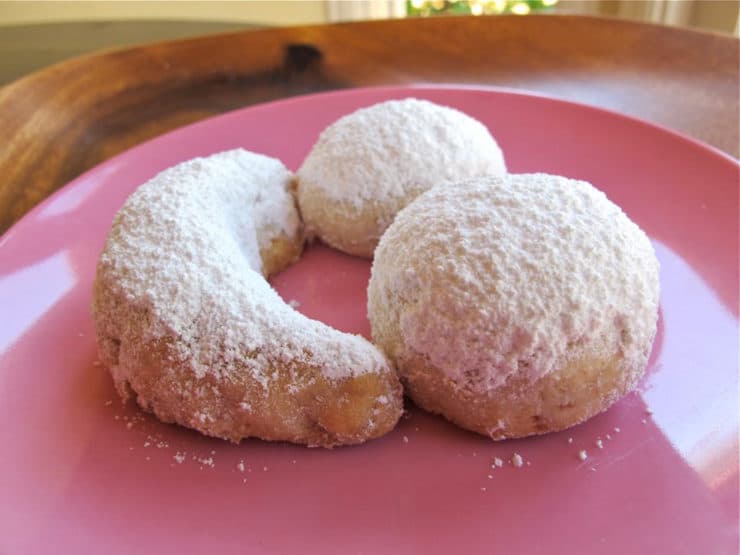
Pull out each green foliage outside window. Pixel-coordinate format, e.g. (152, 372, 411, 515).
(407, 0, 559, 17)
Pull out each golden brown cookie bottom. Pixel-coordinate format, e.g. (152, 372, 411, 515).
(397, 348, 644, 439)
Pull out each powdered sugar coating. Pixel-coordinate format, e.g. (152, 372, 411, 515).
(368, 173, 660, 393)
(299, 98, 506, 207)
(296, 98, 506, 256)
(94, 149, 390, 389)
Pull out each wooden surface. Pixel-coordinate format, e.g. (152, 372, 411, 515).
(0, 15, 737, 234)
(0, 20, 257, 86)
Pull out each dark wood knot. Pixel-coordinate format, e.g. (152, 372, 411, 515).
(283, 43, 323, 74)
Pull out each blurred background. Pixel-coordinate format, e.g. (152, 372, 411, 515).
(1, 0, 738, 85)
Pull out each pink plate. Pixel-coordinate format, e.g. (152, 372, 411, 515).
(0, 86, 737, 554)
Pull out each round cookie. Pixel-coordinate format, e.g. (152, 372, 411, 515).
(93, 149, 403, 447)
(296, 98, 507, 258)
(367, 173, 660, 439)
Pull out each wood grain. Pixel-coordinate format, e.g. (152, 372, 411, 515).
(0, 15, 737, 234)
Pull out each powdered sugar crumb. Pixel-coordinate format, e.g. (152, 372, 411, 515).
(174, 452, 186, 464)
(193, 455, 215, 468)
(237, 460, 245, 472)
(288, 299, 301, 309)
(493, 457, 504, 468)
(511, 453, 524, 467)
(579, 450, 588, 461)
(595, 439, 604, 449)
